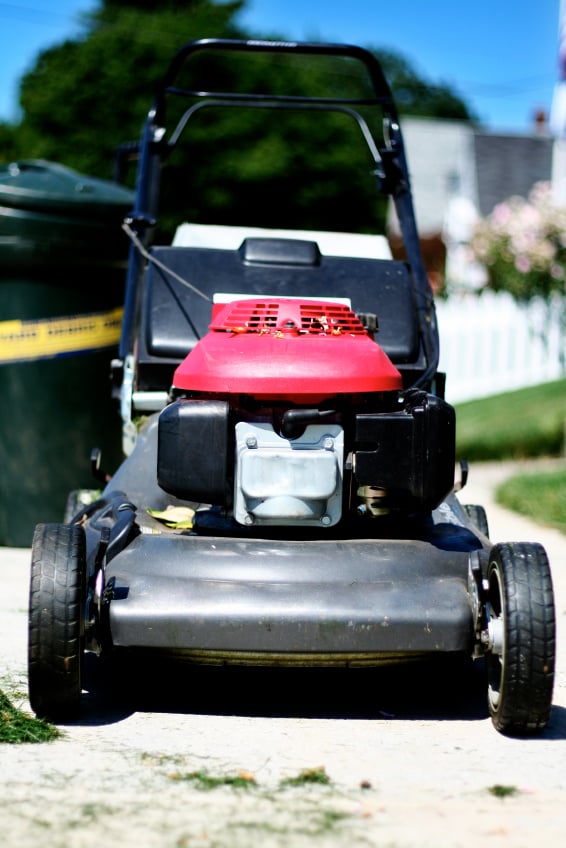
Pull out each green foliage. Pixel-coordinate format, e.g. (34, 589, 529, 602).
(497, 468, 566, 534)
(0, 121, 19, 161)
(156, 104, 388, 238)
(470, 183, 566, 364)
(16, 1, 246, 180)
(455, 379, 566, 461)
(1, 0, 475, 234)
(471, 183, 566, 303)
(0, 690, 60, 744)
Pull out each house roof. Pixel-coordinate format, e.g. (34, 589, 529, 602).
(473, 132, 553, 216)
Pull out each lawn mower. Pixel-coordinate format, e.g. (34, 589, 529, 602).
(27, 39, 555, 735)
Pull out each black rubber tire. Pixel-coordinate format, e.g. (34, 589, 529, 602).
(463, 503, 489, 538)
(63, 489, 100, 524)
(28, 523, 86, 721)
(63, 490, 83, 524)
(486, 542, 555, 736)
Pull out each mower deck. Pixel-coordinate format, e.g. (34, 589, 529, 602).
(105, 529, 475, 659)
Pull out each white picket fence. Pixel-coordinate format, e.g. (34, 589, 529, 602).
(435, 291, 565, 404)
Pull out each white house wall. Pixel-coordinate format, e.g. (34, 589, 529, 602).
(388, 117, 478, 236)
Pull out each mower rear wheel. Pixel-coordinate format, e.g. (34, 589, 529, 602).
(28, 523, 87, 721)
(63, 488, 101, 524)
(485, 542, 555, 736)
(463, 503, 489, 538)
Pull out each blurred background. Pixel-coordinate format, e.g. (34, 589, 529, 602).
(1, 0, 565, 544)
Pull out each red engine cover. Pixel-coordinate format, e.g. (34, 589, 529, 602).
(173, 298, 403, 400)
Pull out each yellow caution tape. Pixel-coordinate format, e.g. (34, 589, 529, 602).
(0, 306, 124, 364)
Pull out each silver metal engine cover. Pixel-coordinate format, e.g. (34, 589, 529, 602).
(234, 421, 344, 527)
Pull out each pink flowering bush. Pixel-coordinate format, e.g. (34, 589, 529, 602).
(471, 182, 566, 302)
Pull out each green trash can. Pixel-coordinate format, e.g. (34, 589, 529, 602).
(0, 160, 135, 546)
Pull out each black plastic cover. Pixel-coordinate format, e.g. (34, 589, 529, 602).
(239, 237, 321, 266)
(157, 399, 230, 504)
(136, 243, 422, 391)
(354, 391, 456, 512)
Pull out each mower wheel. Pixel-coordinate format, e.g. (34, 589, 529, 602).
(63, 489, 101, 524)
(63, 490, 83, 524)
(485, 542, 555, 736)
(28, 523, 86, 721)
(463, 503, 489, 537)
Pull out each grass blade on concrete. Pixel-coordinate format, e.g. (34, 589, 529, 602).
(0, 689, 60, 744)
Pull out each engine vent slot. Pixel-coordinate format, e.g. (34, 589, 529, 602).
(211, 299, 368, 336)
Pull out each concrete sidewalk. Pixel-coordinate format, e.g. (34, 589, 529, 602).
(462, 458, 566, 563)
(1, 459, 566, 848)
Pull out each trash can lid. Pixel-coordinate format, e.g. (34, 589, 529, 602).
(0, 159, 134, 215)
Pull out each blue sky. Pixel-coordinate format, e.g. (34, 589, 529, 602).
(0, 0, 561, 133)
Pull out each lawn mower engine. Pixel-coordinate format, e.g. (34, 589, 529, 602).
(157, 297, 456, 526)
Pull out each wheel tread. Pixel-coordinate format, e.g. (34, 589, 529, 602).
(488, 542, 555, 735)
(28, 523, 86, 721)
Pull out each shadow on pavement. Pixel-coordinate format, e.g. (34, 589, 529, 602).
(71, 649, 566, 740)
(78, 650, 491, 726)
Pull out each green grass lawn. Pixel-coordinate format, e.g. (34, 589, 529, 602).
(455, 378, 566, 462)
(455, 379, 566, 534)
(496, 468, 566, 534)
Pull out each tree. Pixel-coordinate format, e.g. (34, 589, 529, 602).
(3, 0, 476, 234)
(14, 1, 245, 178)
(0, 121, 18, 162)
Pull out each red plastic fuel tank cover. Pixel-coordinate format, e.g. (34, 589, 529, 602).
(172, 298, 403, 398)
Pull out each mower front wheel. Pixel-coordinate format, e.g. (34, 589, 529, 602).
(28, 523, 87, 721)
(485, 542, 555, 736)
